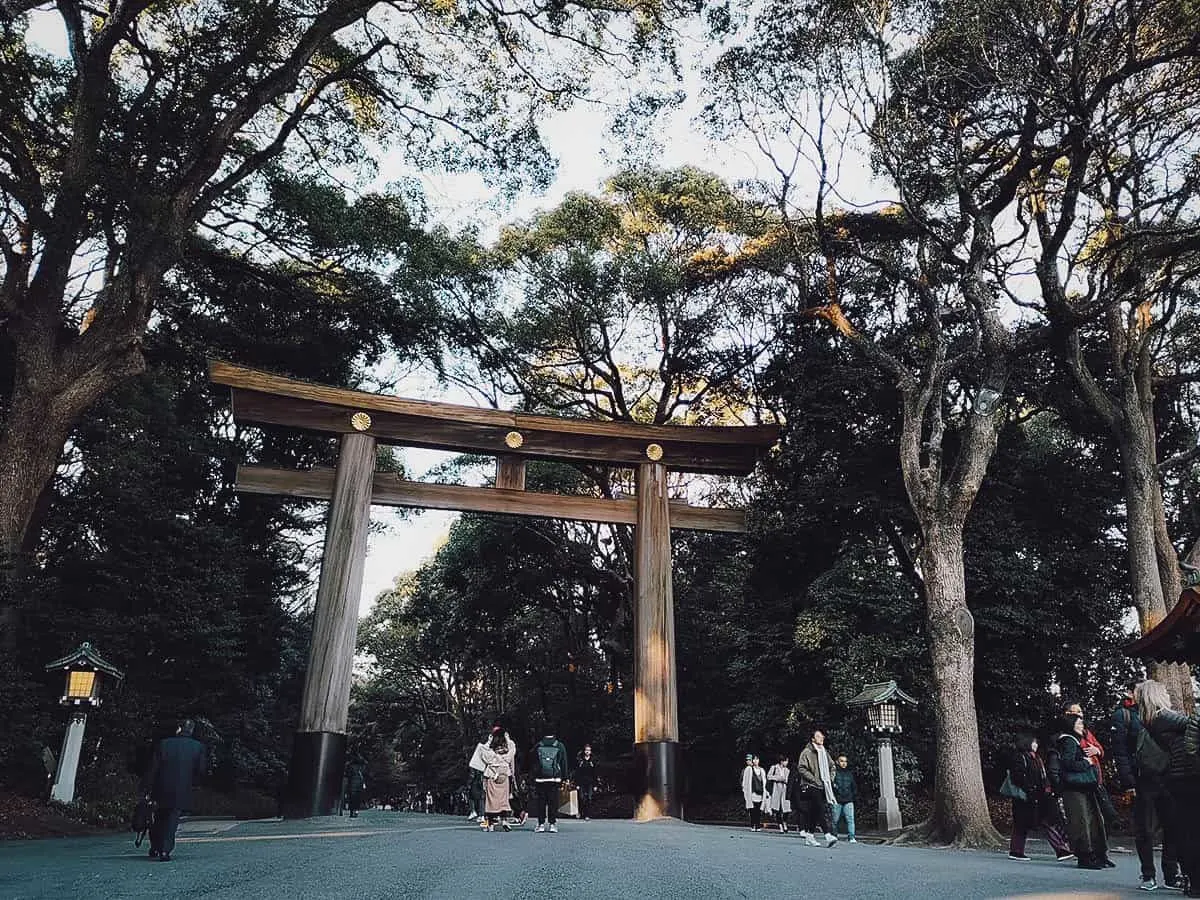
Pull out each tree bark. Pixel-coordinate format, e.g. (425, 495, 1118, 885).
(897, 523, 1003, 847)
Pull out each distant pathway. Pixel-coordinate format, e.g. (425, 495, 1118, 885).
(0, 812, 1140, 899)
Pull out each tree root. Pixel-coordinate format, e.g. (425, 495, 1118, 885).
(889, 817, 1005, 850)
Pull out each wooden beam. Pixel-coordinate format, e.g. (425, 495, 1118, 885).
(235, 466, 749, 534)
(495, 455, 526, 491)
(210, 360, 779, 476)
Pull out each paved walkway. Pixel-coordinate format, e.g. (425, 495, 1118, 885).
(0, 812, 1146, 899)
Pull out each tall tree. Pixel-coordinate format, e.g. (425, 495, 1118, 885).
(0, 0, 690, 600)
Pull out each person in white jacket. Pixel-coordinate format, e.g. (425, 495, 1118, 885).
(741, 754, 769, 832)
(467, 736, 488, 822)
(766, 756, 792, 833)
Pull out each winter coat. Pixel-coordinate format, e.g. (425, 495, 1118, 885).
(1110, 701, 1142, 790)
(766, 764, 791, 813)
(1079, 728, 1105, 783)
(1050, 734, 1098, 792)
(346, 762, 366, 794)
(574, 756, 597, 789)
(832, 768, 857, 804)
(741, 765, 769, 809)
(795, 743, 835, 803)
(1148, 709, 1200, 783)
(481, 744, 515, 782)
(1009, 749, 1049, 797)
(145, 735, 206, 810)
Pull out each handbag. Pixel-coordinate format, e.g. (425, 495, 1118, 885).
(999, 770, 1027, 801)
(130, 797, 155, 847)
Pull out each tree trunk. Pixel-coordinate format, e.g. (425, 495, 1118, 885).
(1117, 394, 1194, 711)
(901, 522, 1003, 847)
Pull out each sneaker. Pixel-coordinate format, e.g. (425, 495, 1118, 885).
(502, 822, 512, 832)
(1140, 881, 1160, 892)
(1103, 859, 1117, 869)
(824, 833, 838, 848)
(797, 830, 812, 839)
(849, 838, 858, 843)
(548, 824, 558, 833)
(1055, 852, 1076, 862)
(1009, 854, 1031, 861)
(804, 835, 819, 846)
(535, 824, 546, 833)
(1162, 879, 1184, 892)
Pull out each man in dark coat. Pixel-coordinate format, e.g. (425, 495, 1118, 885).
(345, 758, 367, 818)
(143, 719, 206, 862)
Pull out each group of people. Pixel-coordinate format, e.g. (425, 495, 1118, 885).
(741, 729, 858, 847)
(467, 724, 595, 833)
(1004, 679, 1200, 895)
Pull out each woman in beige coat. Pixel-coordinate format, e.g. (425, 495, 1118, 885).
(480, 731, 516, 831)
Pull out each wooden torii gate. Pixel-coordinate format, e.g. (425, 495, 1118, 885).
(210, 361, 778, 820)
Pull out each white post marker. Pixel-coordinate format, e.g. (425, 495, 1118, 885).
(50, 712, 88, 803)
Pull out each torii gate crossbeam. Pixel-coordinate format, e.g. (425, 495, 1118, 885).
(209, 361, 778, 821)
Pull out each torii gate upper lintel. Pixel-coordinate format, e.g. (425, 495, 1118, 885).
(208, 360, 779, 821)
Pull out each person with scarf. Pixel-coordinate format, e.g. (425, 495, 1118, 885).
(792, 730, 838, 848)
(741, 754, 769, 831)
(1006, 733, 1073, 862)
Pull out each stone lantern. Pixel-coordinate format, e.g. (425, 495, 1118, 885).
(847, 679, 917, 832)
(44, 642, 124, 803)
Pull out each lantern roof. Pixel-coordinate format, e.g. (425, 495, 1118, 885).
(847, 680, 918, 708)
(44, 642, 125, 681)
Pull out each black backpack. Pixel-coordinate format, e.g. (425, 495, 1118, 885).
(536, 743, 562, 778)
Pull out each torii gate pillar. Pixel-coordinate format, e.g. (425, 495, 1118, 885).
(283, 432, 376, 818)
(633, 462, 681, 820)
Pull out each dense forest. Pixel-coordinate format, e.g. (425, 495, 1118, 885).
(2, 0, 1198, 843)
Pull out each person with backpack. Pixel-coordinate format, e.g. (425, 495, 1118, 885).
(1113, 681, 1182, 892)
(741, 754, 768, 831)
(1139, 679, 1200, 897)
(1004, 733, 1073, 862)
(532, 728, 568, 833)
(1048, 714, 1110, 870)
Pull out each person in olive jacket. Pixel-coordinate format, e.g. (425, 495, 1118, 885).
(1048, 714, 1110, 870)
(1139, 679, 1200, 897)
(143, 719, 207, 862)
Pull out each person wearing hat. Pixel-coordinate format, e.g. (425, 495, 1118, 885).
(741, 754, 769, 831)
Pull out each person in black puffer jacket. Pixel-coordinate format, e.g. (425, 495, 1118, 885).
(1139, 679, 1200, 897)
(1050, 714, 1110, 869)
(1006, 733, 1072, 862)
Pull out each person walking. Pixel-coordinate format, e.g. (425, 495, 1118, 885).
(345, 757, 366, 818)
(793, 730, 838, 848)
(574, 745, 597, 821)
(1139, 679, 1200, 896)
(831, 754, 859, 843)
(741, 754, 768, 832)
(481, 730, 515, 832)
(1005, 734, 1073, 862)
(1112, 681, 1182, 891)
(532, 728, 568, 833)
(766, 755, 791, 833)
(142, 719, 207, 862)
(1048, 714, 1110, 870)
